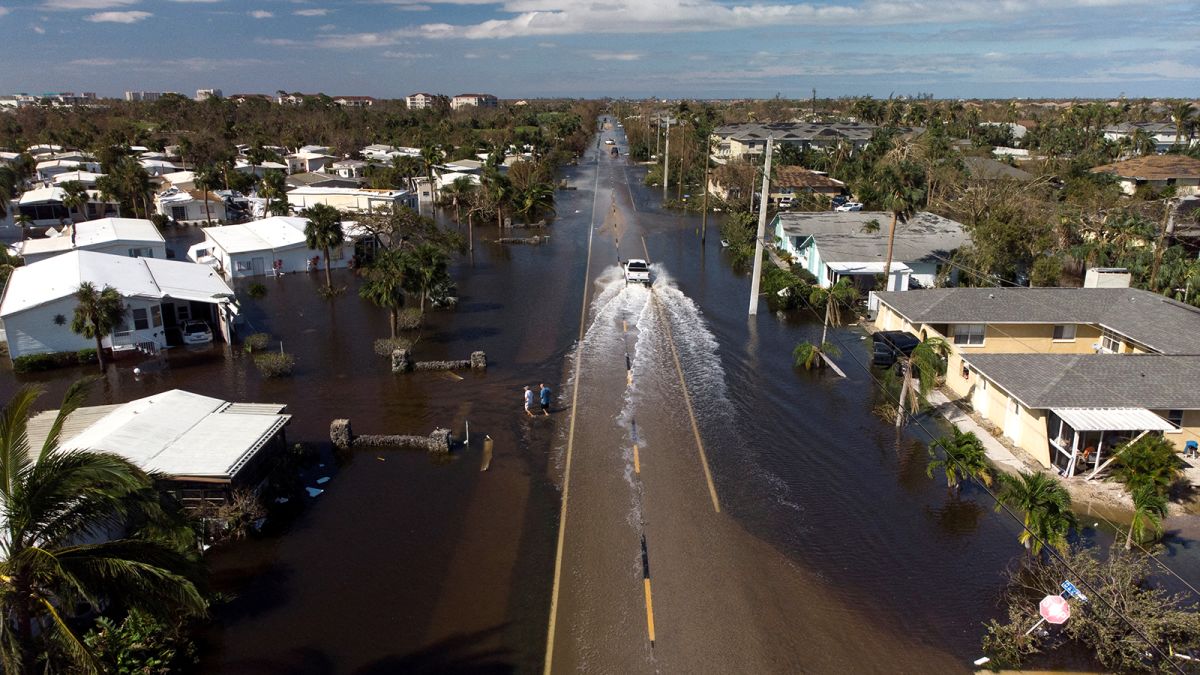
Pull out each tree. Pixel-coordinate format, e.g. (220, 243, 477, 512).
(890, 336, 948, 428)
(876, 161, 926, 282)
(0, 381, 207, 674)
(440, 176, 476, 223)
(1171, 100, 1195, 147)
(795, 278, 857, 370)
(60, 180, 89, 227)
(71, 282, 125, 371)
(359, 248, 407, 337)
(301, 203, 344, 292)
(0, 166, 17, 219)
(792, 340, 839, 370)
(1126, 483, 1168, 550)
(1130, 128, 1157, 157)
(1111, 433, 1184, 496)
(514, 182, 555, 225)
(995, 471, 1077, 555)
(258, 170, 289, 217)
(925, 428, 992, 495)
(402, 242, 449, 313)
(420, 144, 445, 204)
(192, 166, 215, 224)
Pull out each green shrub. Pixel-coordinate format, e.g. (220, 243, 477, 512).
(242, 332, 271, 353)
(246, 282, 268, 299)
(13, 351, 89, 373)
(84, 609, 197, 675)
(254, 351, 295, 377)
(396, 308, 423, 330)
(374, 337, 413, 356)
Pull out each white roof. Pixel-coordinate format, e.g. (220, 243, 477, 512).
(0, 250, 234, 317)
(1051, 407, 1176, 432)
(201, 216, 310, 254)
(161, 170, 196, 185)
(18, 218, 164, 257)
(18, 186, 67, 205)
(0, 151, 22, 162)
(51, 170, 105, 185)
(287, 186, 408, 198)
(139, 159, 179, 170)
(48, 390, 289, 479)
(436, 172, 480, 188)
(36, 159, 86, 171)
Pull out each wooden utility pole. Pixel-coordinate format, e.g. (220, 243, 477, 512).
(748, 136, 774, 315)
(662, 119, 671, 201)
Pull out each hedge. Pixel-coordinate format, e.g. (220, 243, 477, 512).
(13, 348, 98, 373)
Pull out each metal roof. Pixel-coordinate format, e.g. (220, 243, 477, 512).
(18, 218, 164, 257)
(778, 211, 969, 265)
(1051, 408, 1176, 432)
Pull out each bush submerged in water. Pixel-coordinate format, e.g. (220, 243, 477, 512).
(253, 351, 295, 377)
(374, 337, 413, 356)
(13, 348, 97, 373)
(242, 332, 272, 353)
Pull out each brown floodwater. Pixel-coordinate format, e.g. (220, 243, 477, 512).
(1, 117, 1196, 674)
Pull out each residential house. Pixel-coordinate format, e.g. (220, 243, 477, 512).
(18, 186, 117, 226)
(362, 144, 398, 160)
(139, 158, 181, 177)
(234, 158, 289, 178)
(187, 215, 369, 279)
(450, 93, 498, 110)
(16, 217, 166, 264)
(329, 159, 368, 179)
(1102, 122, 1195, 152)
(156, 186, 228, 224)
(406, 93, 438, 109)
(195, 89, 222, 101)
(767, 166, 844, 203)
(0, 250, 239, 360)
(24, 389, 290, 506)
(873, 275, 1200, 473)
(286, 151, 334, 174)
(710, 122, 881, 160)
(333, 96, 375, 108)
(1090, 155, 1200, 196)
(160, 170, 197, 190)
(0, 151, 20, 165)
(284, 172, 362, 190)
(773, 210, 968, 291)
(961, 156, 1034, 182)
(286, 186, 415, 213)
(50, 170, 105, 188)
(36, 158, 101, 181)
(26, 144, 64, 158)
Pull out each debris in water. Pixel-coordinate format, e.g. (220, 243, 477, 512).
(274, 497, 289, 504)
(316, 476, 330, 484)
(376, 456, 386, 461)
(306, 487, 324, 498)
(481, 434, 494, 472)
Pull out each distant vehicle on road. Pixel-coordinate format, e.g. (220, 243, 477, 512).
(181, 319, 213, 345)
(831, 195, 849, 207)
(777, 197, 794, 209)
(872, 330, 920, 367)
(623, 259, 651, 285)
(835, 201, 864, 212)
(604, 138, 615, 145)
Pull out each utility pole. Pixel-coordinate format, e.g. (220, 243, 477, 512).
(812, 88, 817, 116)
(700, 145, 710, 245)
(748, 136, 774, 316)
(655, 118, 661, 157)
(662, 118, 671, 201)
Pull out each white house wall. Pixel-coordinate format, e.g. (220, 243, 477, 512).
(4, 296, 165, 359)
(223, 242, 353, 279)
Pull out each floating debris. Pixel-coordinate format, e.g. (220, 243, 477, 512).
(306, 487, 324, 498)
(316, 476, 330, 485)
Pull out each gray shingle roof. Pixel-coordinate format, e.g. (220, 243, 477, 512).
(877, 287, 1200, 355)
(778, 211, 969, 264)
(963, 353, 1200, 409)
(712, 122, 883, 143)
(962, 156, 1034, 182)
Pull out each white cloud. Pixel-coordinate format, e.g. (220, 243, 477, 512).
(1104, 59, 1199, 80)
(167, 0, 224, 3)
(380, 50, 433, 58)
(33, 24, 47, 32)
(589, 52, 640, 61)
(44, 0, 138, 9)
(249, 9, 273, 18)
(256, 37, 301, 45)
(0, 8, 9, 17)
(86, 9, 150, 22)
(294, 8, 329, 15)
(397, 3, 430, 9)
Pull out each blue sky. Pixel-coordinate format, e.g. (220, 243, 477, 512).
(0, 0, 1197, 100)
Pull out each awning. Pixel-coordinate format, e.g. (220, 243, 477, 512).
(826, 261, 912, 275)
(1051, 407, 1175, 432)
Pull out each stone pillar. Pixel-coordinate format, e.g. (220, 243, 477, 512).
(330, 419, 353, 450)
(470, 351, 487, 370)
(429, 428, 451, 454)
(391, 349, 413, 373)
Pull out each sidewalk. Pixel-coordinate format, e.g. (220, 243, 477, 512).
(928, 389, 1027, 477)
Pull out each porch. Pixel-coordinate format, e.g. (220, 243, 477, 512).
(1047, 408, 1176, 479)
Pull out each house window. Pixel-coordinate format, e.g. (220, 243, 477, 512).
(953, 324, 985, 346)
(330, 246, 344, 261)
(1100, 329, 1122, 354)
(128, 247, 154, 258)
(170, 206, 187, 221)
(1166, 409, 1184, 431)
(177, 305, 190, 321)
(150, 305, 162, 328)
(1052, 324, 1076, 341)
(132, 308, 149, 330)
(193, 248, 209, 258)
(235, 260, 253, 272)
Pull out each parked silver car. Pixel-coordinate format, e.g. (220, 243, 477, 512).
(181, 320, 213, 345)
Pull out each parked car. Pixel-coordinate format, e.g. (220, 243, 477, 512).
(604, 138, 616, 145)
(835, 201, 864, 212)
(831, 195, 849, 207)
(872, 330, 920, 367)
(623, 258, 651, 285)
(777, 197, 794, 209)
(181, 319, 213, 345)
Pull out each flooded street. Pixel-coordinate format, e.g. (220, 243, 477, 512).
(3, 118, 1196, 674)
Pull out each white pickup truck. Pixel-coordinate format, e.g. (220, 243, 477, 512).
(623, 259, 651, 285)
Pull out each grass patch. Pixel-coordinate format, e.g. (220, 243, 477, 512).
(254, 351, 295, 377)
(242, 332, 272, 353)
(374, 337, 413, 356)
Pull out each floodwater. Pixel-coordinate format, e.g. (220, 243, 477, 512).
(1, 117, 1196, 673)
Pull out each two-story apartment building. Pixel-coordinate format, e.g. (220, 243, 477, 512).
(873, 271, 1200, 477)
(710, 122, 881, 160)
(450, 93, 498, 110)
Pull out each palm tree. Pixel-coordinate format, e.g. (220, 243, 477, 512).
(1131, 128, 1157, 157)
(792, 340, 839, 370)
(0, 166, 17, 219)
(258, 170, 289, 217)
(1126, 483, 1168, 551)
(926, 428, 992, 495)
(192, 166, 215, 224)
(301, 203, 344, 291)
(420, 144, 444, 205)
(0, 381, 207, 673)
(70, 282, 125, 371)
(891, 336, 948, 428)
(1171, 100, 1195, 147)
(59, 181, 89, 228)
(13, 214, 33, 238)
(441, 176, 476, 223)
(359, 248, 407, 337)
(402, 242, 449, 313)
(514, 182, 556, 225)
(876, 161, 926, 282)
(996, 471, 1077, 555)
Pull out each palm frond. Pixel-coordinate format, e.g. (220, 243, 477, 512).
(37, 378, 96, 463)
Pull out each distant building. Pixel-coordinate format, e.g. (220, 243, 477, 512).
(333, 96, 376, 108)
(711, 122, 883, 160)
(450, 93, 498, 110)
(286, 186, 415, 213)
(1090, 155, 1200, 196)
(0, 94, 37, 109)
(187, 216, 372, 279)
(16, 217, 166, 264)
(195, 88, 222, 101)
(406, 92, 439, 110)
(1102, 122, 1196, 153)
(124, 91, 164, 102)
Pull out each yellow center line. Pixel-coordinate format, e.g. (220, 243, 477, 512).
(633, 443, 641, 474)
(543, 145, 602, 675)
(643, 578, 656, 645)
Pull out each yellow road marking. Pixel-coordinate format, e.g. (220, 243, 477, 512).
(652, 292, 721, 513)
(543, 144, 603, 675)
(633, 443, 641, 474)
(643, 578, 656, 645)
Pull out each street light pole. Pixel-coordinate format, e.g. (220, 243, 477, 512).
(662, 119, 671, 202)
(700, 145, 710, 245)
(748, 136, 774, 316)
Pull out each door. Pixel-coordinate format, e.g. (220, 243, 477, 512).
(1004, 398, 1022, 445)
(251, 257, 265, 276)
(972, 376, 989, 417)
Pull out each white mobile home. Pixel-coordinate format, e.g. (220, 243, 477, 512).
(156, 187, 228, 225)
(0, 251, 238, 361)
(17, 217, 166, 264)
(286, 187, 415, 213)
(187, 216, 366, 279)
